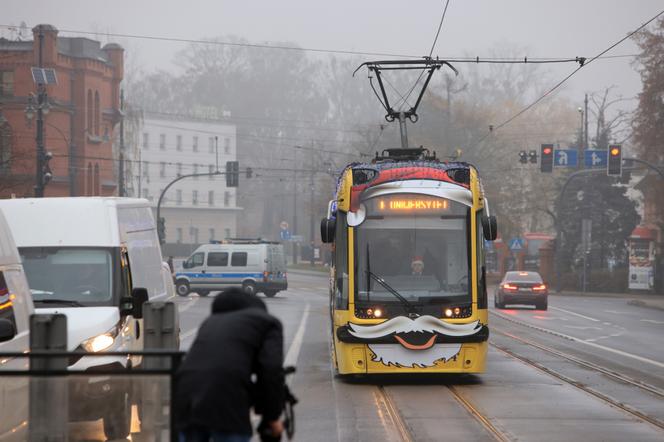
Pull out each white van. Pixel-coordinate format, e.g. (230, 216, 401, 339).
(0, 197, 175, 440)
(0, 209, 34, 441)
(176, 239, 288, 297)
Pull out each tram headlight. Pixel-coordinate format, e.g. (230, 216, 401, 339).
(356, 306, 386, 319)
(442, 306, 472, 319)
(373, 308, 383, 318)
(444, 308, 453, 318)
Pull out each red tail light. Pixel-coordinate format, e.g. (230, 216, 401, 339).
(502, 283, 518, 290)
(533, 284, 547, 291)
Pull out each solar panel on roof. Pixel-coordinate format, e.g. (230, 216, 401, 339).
(43, 69, 57, 85)
(30, 67, 58, 85)
(31, 67, 46, 84)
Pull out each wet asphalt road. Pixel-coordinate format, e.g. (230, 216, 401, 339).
(73, 271, 664, 441)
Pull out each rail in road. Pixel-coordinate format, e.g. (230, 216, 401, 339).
(490, 309, 664, 433)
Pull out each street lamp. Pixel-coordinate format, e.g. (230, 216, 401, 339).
(25, 89, 51, 197)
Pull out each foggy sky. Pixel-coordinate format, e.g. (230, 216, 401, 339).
(3, 0, 662, 114)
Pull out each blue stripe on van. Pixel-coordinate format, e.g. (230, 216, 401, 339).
(176, 272, 263, 279)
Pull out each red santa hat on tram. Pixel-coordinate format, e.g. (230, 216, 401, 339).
(411, 256, 424, 266)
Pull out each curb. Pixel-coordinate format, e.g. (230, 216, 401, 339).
(287, 268, 329, 277)
(626, 299, 664, 312)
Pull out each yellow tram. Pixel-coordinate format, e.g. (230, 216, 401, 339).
(321, 148, 497, 375)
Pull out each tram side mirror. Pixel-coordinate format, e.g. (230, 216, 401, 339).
(482, 215, 498, 241)
(321, 218, 336, 243)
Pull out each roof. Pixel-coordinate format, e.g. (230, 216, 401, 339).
(630, 225, 658, 240)
(0, 38, 32, 52)
(57, 37, 111, 64)
(0, 209, 21, 267)
(0, 197, 150, 248)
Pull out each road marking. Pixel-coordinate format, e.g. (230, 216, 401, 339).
(177, 296, 199, 313)
(563, 326, 603, 330)
(641, 319, 664, 325)
(492, 310, 664, 369)
(604, 310, 629, 315)
(284, 303, 310, 367)
(551, 306, 601, 322)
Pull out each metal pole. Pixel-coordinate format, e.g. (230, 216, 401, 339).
(310, 143, 315, 266)
(398, 111, 408, 149)
(118, 89, 125, 196)
(215, 136, 219, 172)
(292, 148, 298, 264)
(34, 26, 45, 197)
(138, 149, 142, 197)
(584, 93, 589, 150)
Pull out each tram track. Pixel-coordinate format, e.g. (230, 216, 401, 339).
(446, 385, 512, 442)
(375, 386, 414, 442)
(489, 332, 664, 432)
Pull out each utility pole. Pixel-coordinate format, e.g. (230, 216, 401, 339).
(137, 149, 142, 197)
(292, 147, 298, 264)
(34, 25, 45, 197)
(215, 136, 219, 172)
(310, 141, 315, 265)
(118, 89, 125, 196)
(584, 93, 589, 151)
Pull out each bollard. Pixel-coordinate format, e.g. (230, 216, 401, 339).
(28, 313, 68, 442)
(141, 301, 179, 440)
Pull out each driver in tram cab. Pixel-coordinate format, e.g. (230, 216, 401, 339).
(411, 256, 425, 276)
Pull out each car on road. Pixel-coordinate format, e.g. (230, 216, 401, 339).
(0, 197, 177, 441)
(494, 271, 548, 310)
(176, 239, 288, 297)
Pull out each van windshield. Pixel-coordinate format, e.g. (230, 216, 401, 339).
(19, 247, 114, 306)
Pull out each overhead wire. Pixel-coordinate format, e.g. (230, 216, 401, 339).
(467, 8, 664, 150)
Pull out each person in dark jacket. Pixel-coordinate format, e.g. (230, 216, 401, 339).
(175, 288, 285, 442)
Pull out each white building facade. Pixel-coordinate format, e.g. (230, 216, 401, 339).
(135, 113, 240, 256)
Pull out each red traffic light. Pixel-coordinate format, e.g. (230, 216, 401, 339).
(543, 147, 552, 155)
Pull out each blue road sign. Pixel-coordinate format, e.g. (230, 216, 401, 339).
(280, 230, 291, 241)
(509, 238, 525, 251)
(554, 149, 578, 167)
(584, 150, 608, 168)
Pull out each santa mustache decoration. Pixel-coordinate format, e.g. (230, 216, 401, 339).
(347, 315, 483, 368)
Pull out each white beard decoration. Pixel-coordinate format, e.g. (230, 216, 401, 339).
(348, 315, 482, 368)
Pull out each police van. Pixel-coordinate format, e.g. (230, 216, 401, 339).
(175, 239, 288, 297)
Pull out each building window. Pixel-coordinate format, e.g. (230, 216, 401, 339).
(87, 90, 93, 133)
(94, 91, 100, 136)
(0, 71, 14, 96)
(208, 190, 214, 206)
(142, 188, 149, 199)
(224, 228, 231, 239)
(176, 163, 182, 177)
(176, 228, 183, 244)
(160, 134, 166, 150)
(94, 163, 100, 195)
(192, 190, 198, 205)
(143, 161, 149, 182)
(193, 163, 199, 179)
(193, 136, 199, 152)
(176, 134, 182, 151)
(224, 138, 230, 154)
(159, 162, 166, 178)
(208, 164, 214, 180)
(190, 227, 199, 245)
(0, 122, 12, 175)
(209, 228, 215, 242)
(208, 137, 215, 153)
(176, 189, 182, 205)
(142, 133, 149, 149)
(224, 191, 231, 207)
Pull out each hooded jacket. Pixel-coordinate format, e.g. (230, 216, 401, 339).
(175, 290, 284, 435)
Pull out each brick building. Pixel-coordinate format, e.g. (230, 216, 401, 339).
(0, 24, 123, 197)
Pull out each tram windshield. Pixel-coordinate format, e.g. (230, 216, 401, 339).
(356, 194, 470, 305)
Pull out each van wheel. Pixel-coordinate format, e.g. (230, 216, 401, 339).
(176, 281, 190, 297)
(264, 290, 278, 298)
(103, 391, 131, 440)
(242, 281, 257, 295)
(196, 290, 210, 297)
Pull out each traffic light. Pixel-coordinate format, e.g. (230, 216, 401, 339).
(528, 150, 538, 164)
(518, 151, 528, 164)
(540, 144, 554, 173)
(246, 167, 253, 179)
(157, 217, 166, 245)
(607, 144, 622, 176)
(225, 161, 239, 187)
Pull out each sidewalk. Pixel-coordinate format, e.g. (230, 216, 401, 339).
(554, 289, 664, 311)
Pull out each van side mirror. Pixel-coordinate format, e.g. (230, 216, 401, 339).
(321, 218, 336, 243)
(482, 215, 498, 241)
(0, 318, 15, 342)
(120, 287, 149, 318)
